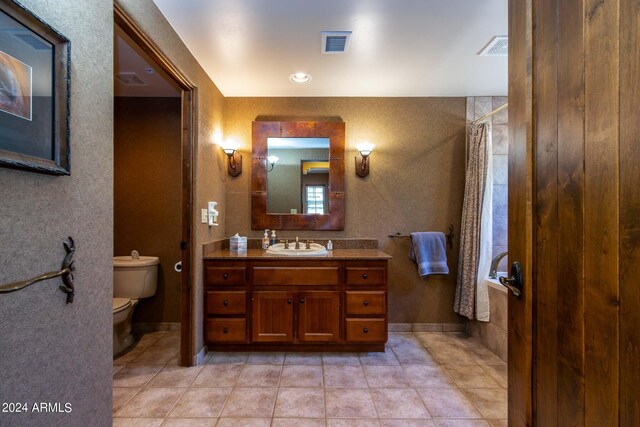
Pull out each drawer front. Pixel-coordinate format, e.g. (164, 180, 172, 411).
(205, 267, 246, 286)
(206, 318, 246, 342)
(253, 267, 339, 286)
(345, 318, 386, 342)
(345, 291, 386, 315)
(206, 291, 246, 315)
(345, 267, 386, 286)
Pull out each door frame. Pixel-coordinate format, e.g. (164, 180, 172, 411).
(114, 3, 197, 367)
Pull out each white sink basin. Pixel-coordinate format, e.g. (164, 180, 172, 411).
(266, 242, 328, 256)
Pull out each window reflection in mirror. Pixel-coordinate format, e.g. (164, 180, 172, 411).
(266, 137, 330, 214)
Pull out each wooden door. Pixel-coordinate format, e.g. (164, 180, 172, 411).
(298, 291, 340, 342)
(252, 291, 294, 342)
(508, 0, 640, 425)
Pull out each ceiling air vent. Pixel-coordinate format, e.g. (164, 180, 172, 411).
(116, 72, 147, 86)
(478, 35, 508, 56)
(321, 31, 352, 54)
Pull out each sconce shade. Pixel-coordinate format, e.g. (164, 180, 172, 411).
(267, 155, 279, 172)
(221, 147, 242, 177)
(355, 143, 375, 177)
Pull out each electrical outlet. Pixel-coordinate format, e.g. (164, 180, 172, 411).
(201, 209, 208, 223)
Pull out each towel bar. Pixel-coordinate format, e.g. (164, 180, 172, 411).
(389, 224, 455, 250)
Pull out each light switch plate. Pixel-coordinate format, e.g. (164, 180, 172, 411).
(201, 209, 208, 223)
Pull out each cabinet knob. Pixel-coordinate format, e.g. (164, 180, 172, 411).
(223, 327, 229, 334)
(363, 300, 369, 306)
(300, 298, 305, 304)
(362, 273, 368, 279)
(363, 327, 369, 333)
(223, 300, 229, 306)
(287, 299, 292, 304)
(223, 273, 229, 279)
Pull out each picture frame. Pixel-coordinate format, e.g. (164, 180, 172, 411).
(0, 0, 70, 175)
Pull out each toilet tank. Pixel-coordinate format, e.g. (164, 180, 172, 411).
(113, 256, 160, 299)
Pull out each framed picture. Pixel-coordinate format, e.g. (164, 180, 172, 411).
(0, 0, 70, 175)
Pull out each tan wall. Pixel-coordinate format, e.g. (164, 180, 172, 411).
(0, 0, 113, 425)
(117, 0, 227, 359)
(224, 97, 467, 324)
(114, 97, 182, 324)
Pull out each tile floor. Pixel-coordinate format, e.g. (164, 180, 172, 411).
(113, 331, 507, 426)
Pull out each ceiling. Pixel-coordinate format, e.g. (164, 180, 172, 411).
(152, 0, 508, 97)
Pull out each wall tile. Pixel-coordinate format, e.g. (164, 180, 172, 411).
(492, 155, 508, 185)
(492, 125, 508, 155)
(491, 97, 508, 125)
(474, 97, 493, 120)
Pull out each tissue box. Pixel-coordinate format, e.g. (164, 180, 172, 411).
(230, 235, 247, 253)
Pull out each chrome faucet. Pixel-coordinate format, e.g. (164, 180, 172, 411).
(294, 237, 300, 250)
(280, 239, 289, 249)
(305, 240, 313, 249)
(489, 251, 508, 279)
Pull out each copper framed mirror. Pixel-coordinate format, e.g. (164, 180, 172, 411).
(251, 120, 345, 230)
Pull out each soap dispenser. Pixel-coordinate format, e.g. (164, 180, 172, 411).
(262, 230, 270, 249)
(270, 230, 277, 246)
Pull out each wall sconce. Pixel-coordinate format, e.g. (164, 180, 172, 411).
(355, 142, 375, 177)
(221, 140, 242, 177)
(267, 155, 279, 172)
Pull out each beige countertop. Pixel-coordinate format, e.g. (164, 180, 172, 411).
(203, 248, 392, 260)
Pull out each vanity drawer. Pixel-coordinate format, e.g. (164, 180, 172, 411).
(205, 267, 246, 286)
(206, 291, 246, 315)
(206, 318, 246, 342)
(345, 267, 386, 286)
(253, 267, 339, 286)
(345, 291, 386, 315)
(345, 318, 386, 342)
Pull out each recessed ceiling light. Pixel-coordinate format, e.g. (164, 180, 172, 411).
(289, 72, 312, 84)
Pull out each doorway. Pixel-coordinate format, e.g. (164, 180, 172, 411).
(114, 5, 196, 367)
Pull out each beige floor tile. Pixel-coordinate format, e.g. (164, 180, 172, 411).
(130, 345, 180, 365)
(115, 387, 186, 418)
(168, 387, 231, 418)
(113, 387, 140, 413)
(154, 332, 181, 348)
(148, 365, 204, 387)
(480, 365, 507, 388)
(325, 388, 378, 418)
(379, 420, 437, 427)
(487, 420, 507, 427)
(113, 365, 163, 388)
(285, 352, 323, 365)
(215, 418, 271, 427)
(274, 387, 325, 418)
(161, 419, 218, 426)
(432, 419, 490, 427)
(359, 347, 400, 365)
(112, 418, 164, 427)
(463, 346, 506, 366)
(415, 333, 464, 348)
(443, 366, 501, 389)
(324, 365, 368, 388)
(221, 387, 277, 418)
(370, 389, 430, 419)
(388, 333, 423, 349)
(247, 352, 286, 364)
(462, 388, 508, 419)
(403, 365, 457, 389)
(236, 364, 282, 387)
(427, 347, 478, 366)
(280, 365, 323, 387)
(207, 352, 250, 364)
(272, 418, 326, 427)
(417, 389, 481, 419)
(114, 365, 124, 375)
(136, 332, 167, 348)
(363, 365, 411, 388)
(327, 419, 381, 427)
(192, 364, 243, 387)
(114, 346, 147, 365)
(323, 353, 362, 365)
(393, 347, 438, 365)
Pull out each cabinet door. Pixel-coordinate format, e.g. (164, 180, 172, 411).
(252, 291, 294, 342)
(298, 291, 340, 342)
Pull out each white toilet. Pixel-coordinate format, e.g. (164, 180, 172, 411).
(113, 253, 159, 356)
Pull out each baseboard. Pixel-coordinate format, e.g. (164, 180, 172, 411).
(194, 345, 208, 365)
(388, 323, 466, 332)
(132, 322, 181, 334)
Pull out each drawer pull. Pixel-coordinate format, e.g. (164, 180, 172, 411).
(363, 327, 369, 333)
(223, 273, 229, 279)
(300, 298, 305, 304)
(223, 299, 229, 306)
(362, 273, 368, 279)
(287, 298, 293, 304)
(223, 327, 229, 334)
(363, 300, 369, 306)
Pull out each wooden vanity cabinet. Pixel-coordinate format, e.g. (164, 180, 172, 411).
(204, 258, 387, 351)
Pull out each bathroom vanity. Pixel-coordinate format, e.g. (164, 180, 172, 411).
(203, 248, 391, 351)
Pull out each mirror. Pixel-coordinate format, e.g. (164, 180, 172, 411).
(266, 137, 330, 214)
(252, 121, 345, 230)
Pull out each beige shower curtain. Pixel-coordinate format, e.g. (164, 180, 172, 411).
(454, 122, 493, 321)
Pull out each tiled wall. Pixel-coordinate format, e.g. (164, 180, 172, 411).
(467, 283, 508, 361)
(466, 97, 509, 273)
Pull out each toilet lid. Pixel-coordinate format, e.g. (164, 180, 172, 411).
(113, 298, 132, 314)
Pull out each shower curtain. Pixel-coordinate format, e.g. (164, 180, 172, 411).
(454, 122, 493, 321)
